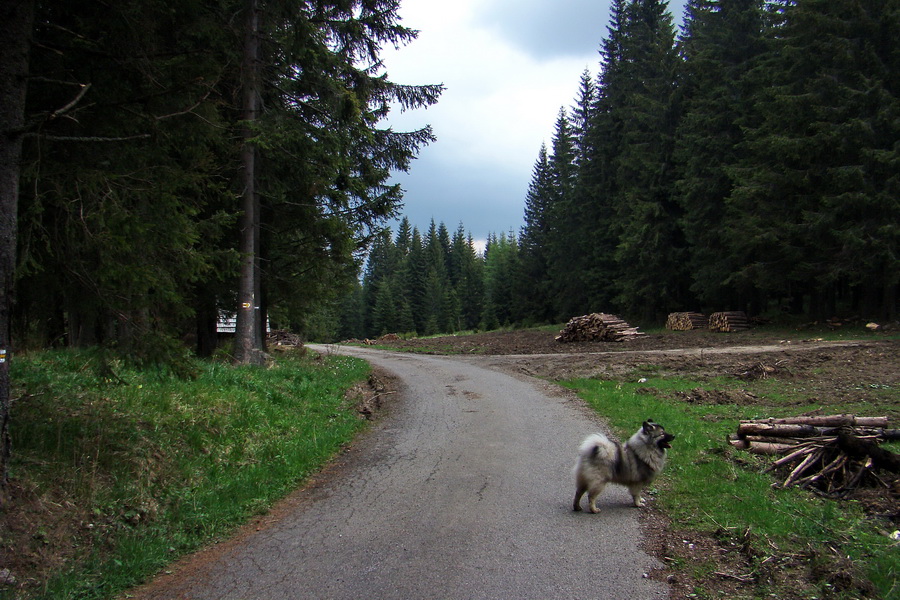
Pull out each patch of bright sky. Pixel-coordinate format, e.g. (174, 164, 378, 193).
(381, 0, 687, 249)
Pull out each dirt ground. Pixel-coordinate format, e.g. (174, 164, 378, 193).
(371, 327, 900, 598)
(377, 328, 900, 417)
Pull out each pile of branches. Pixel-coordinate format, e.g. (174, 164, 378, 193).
(340, 333, 401, 346)
(729, 415, 900, 497)
(555, 313, 644, 343)
(665, 311, 709, 330)
(734, 360, 787, 380)
(268, 330, 304, 347)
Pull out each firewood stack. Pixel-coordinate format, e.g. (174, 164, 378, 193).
(665, 312, 709, 331)
(555, 313, 644, 343)
(728, 415, 900, 497)
(708, 311, 750, 332)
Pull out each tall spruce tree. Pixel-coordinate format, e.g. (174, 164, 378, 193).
(453, 226, 484, 330)
(674, 0, 767, 310)
(610, 0, 684, 320)
(393, 218, 416, 333)
(577, 0, 630, 315)
(571, 70, 596, 163)
(482, 231, 519, 326)
(545, 109, 586, 319)
(518, 145, 555, 323)
(420, 220, 448, 334)
(336, 281, 365, 340)
(239, 0, 443, 360)
(405, 227, 428, 332)
(361, 229, 395, 334)
(395, 217, 413, 256)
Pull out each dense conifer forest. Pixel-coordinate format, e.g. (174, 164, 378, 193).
(2, 0, 441, 360)
(2, 0, 898, 349)
(340, 0, 899, 340)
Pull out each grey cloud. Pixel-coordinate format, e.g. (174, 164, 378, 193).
(392, 154, 526, 238)
(477, 0, 613, 59)
(478, 0, 689, 60)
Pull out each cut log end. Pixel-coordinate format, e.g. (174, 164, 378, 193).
(666, 312, 708, 331)
(709, 311, 750, 332)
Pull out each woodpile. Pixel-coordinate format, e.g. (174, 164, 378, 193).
(665, 312, 709, 331)
(667, 310, 758, 331)
(268, 330, 304, 347)
(708, 311, 750, 332)
(341, 333, 401, 345)
(728, 415, 900, 497)
(555, 313, 644, 343)
(340, 338, 374, 345)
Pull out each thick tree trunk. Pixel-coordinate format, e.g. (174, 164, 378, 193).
(233, 0, 265, 365)
(194, 287, 219, 358)
(0, 0, 35, 501)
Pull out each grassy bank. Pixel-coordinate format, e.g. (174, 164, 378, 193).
(563, 376, 898, 599)
(2, 348, 372, 600)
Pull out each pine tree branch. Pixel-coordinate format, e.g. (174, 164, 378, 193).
(25, 133, 151, 143)
(49, 83, 91, 120)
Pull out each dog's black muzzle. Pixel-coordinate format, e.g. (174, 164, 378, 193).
(658, 433, 675, 450)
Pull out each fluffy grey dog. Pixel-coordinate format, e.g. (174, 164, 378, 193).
(573, 420, 675, 514)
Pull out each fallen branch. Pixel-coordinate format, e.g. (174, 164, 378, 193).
(742, 415, 889, 428)
(713, 571, 756, 584)
(730, 415, 897, 496)
(781, 447, 825, 488)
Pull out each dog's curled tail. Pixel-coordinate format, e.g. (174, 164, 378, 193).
(577, 433, 616, 461)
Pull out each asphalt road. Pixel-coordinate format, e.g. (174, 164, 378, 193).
(130, 345, 668, 600)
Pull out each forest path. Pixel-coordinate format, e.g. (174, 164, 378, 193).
(128, 344, 667, 600)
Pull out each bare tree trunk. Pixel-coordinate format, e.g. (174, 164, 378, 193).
(233, 0, 265, 365)
(0, 0, 35, 501)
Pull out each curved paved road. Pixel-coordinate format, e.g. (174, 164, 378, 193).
(131, 345, 667, 600)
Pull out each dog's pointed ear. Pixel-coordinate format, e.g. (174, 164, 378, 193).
(643, 420, 654, 432)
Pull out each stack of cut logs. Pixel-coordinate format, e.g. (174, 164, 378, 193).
(729, 415, 900, 496)
(708, 311, 750, 332)
(555, 313, 644, 343)
(665, 312, 709, 331)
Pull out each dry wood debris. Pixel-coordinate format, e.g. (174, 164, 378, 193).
(268, 330, 305, 347)
(734, 361, 787, 380)
(729, 415, 900, 497)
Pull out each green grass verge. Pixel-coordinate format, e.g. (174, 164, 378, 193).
(5, 348, 372, 600)
(561, 377, 898, 599)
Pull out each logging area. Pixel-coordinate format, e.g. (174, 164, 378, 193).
(371, 325, 899, 517)
(368, 323, 898, 597)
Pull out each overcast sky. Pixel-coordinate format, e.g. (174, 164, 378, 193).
(381, 0, 687, 247)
